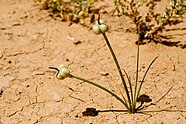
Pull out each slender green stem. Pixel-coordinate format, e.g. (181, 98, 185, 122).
(101, 33, 131, 110)
(123, 69, 134, 113)
(70, 74, 130, 110)
(133, 33, 140, 112)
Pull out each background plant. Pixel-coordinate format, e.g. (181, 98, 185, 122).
(114, 0, 186, 44)
(34, 0, 96, 23)
(34, 0, 185, 43)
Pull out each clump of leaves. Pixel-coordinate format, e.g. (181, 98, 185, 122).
(114, 0, 186, 44)
(34, 0, 95, 23)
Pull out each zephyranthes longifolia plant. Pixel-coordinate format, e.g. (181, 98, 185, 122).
(49, 16, 158, 113)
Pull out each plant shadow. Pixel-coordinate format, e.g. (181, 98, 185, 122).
(82, 85, 186, 117)
(133, 27, 186, 49)
(82, 107, 186, 117)
(82, 94, 152, 117)
(82, 107, 126, 117)
(135, 38, 186, 49)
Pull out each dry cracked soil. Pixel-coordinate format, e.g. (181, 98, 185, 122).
(0, 0, 186, 124)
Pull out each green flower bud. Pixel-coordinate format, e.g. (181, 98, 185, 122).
(92, 24, 101, 35)
(56, 68, 70, 80)
(56, 64, 70, 80)
(93, 19, 109, 34)
(99, 23, 109, 33)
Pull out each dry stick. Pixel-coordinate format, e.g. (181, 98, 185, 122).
(138, 85, 175, 112)
(153, 85, 174, 104)
(109, 73, 128, 106)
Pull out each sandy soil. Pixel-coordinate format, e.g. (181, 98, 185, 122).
(0, 0, 186, 124)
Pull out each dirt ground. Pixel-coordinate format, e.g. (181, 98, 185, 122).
(0, 0, 186, 124)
